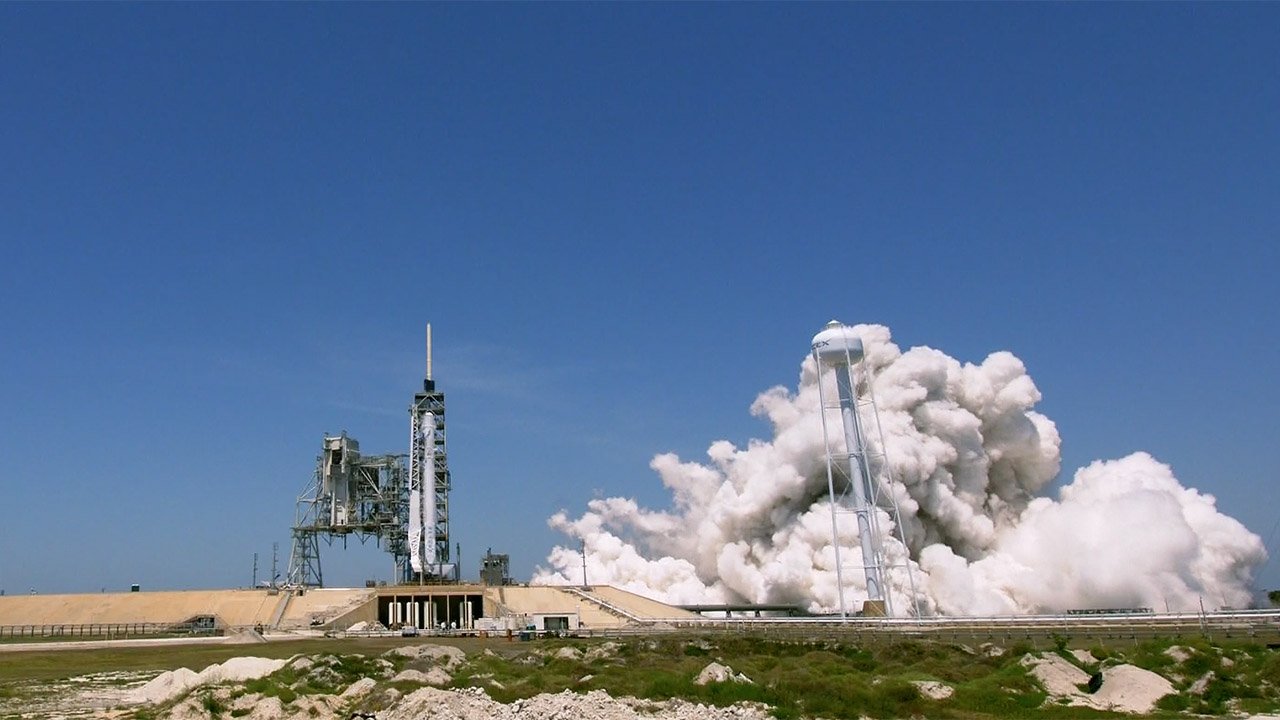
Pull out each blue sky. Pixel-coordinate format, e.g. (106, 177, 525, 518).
(1, 4, 1277, 597)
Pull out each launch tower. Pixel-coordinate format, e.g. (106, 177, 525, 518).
(406, 324, 455, 582)
(285, 325, 455, 587)
(286, 435, 407, 588)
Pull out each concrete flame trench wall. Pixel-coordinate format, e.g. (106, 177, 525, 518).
(378, 590, 482, 630)
(0, 585, 697, 633)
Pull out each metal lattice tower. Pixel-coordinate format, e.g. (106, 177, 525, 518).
(406, 324, 454, 582)
(811, 320, 920, 619)
(286, 434, 408, 587)
(285, 326, 455, 587)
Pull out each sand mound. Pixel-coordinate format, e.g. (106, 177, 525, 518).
(128, 667, 200, 704)
(1093, 664, 1174, 714)
(694, 662, 752, 685)
(1071, 649, 1097, 665)
(386, 643, 467, 670)
(342, 677, 378, 698)
(229, 694, 286, 720)
(206, 656, 288, 683)
(383, 687, 773, 720)
(585, 641, 622, 662)
(126, 656, 288, 704)
(1021, 654, 1174, 714)
(912, 680, 954, 700)
(392, 668, 452, 686)
(1021, 654, 1089, 696)
(554, 646, 584, 661)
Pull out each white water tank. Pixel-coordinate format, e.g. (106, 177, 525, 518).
(811, 320, 863, 366)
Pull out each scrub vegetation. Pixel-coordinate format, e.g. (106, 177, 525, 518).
(0, 634, 1277, 719)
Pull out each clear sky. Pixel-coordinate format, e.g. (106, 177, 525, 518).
(1, 3, 1277, 597)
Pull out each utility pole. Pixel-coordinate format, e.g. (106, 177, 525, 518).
(580, 540, 589, 589)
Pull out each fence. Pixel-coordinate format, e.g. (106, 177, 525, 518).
(0, 622, 220, 640)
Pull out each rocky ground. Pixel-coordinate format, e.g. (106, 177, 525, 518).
(2, 636, 1278, 719)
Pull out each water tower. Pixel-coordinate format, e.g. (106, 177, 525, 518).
(811, 320, 917, 618)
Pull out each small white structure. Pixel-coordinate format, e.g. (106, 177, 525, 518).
(529, 612, 580, 633)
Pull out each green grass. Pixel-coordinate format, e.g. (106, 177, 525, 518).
(241, 674, 298, 703)
(0, 636, 441, 683)
(500, 636, 1280, 719)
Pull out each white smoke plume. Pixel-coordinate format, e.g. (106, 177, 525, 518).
(534, 324, 1266, 615)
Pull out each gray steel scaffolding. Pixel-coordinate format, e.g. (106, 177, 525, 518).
(407, 378, 454, 582)
(286, 434, 408, 588)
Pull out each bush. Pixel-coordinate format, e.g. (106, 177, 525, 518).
(200, 693, 226, 717)
(839, 647, 877, 672)
(1007, 641, 1035, 658)
(1199, 677, 1238, 715)
(1182, 652, 1214, 676)
(241, 675, 299, 704)
(951, 663, 1047, 717)
(1238, 697, 1277, 715)
(700, 679, 774, 706)
(786, 678, 874, 719)
(1259, 652, 1280, 685)
(865, 679, 922, 718)
(643, 672, 692, 700)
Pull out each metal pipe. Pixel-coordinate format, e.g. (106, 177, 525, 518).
(835, 364, 883, 602)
